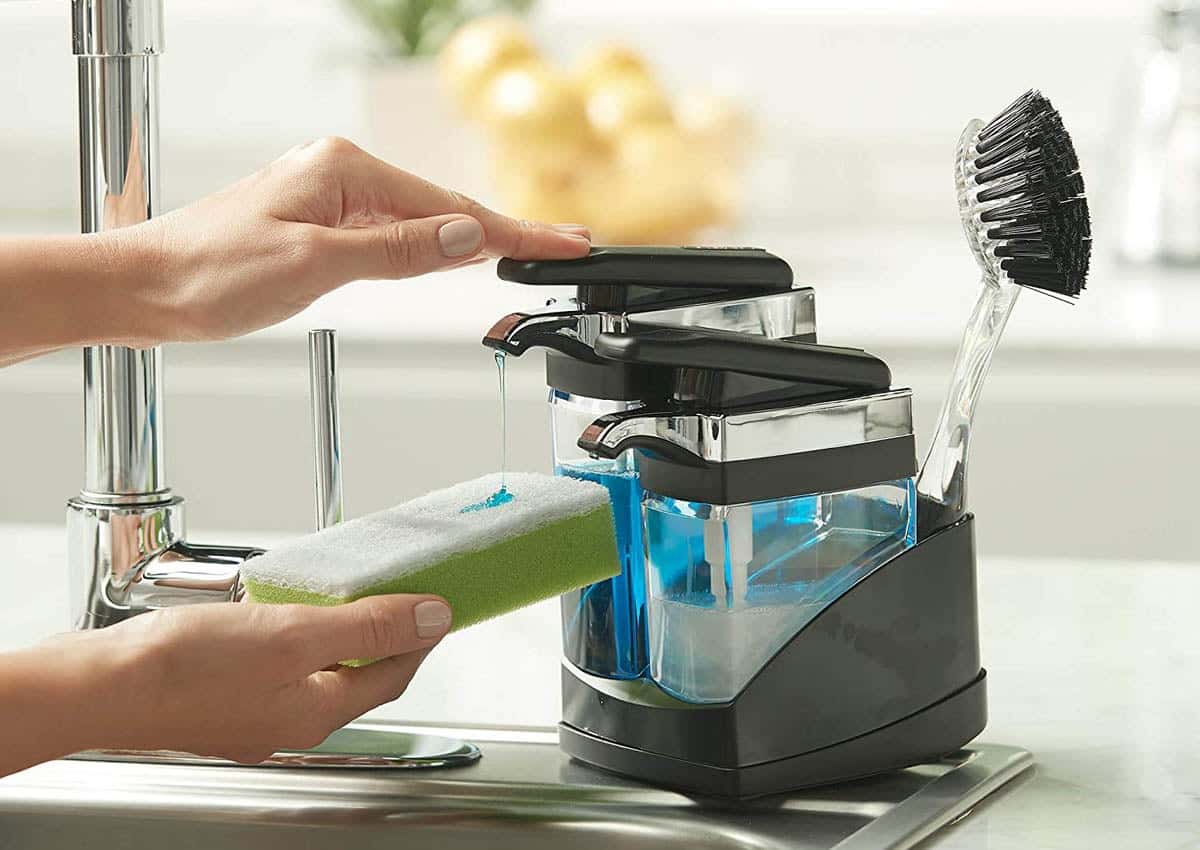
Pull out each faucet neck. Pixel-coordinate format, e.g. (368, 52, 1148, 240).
(72, 0, 164, 58)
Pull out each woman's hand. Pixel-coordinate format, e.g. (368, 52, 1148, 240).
(109, 136, 590, 345)
(0, 595, 452, 775)
(0, 137, 591, 362)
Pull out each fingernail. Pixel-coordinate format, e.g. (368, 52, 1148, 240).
(438, 219, 484, 258)
(552, 223, 591, 237)
(414, 600, 452, 639)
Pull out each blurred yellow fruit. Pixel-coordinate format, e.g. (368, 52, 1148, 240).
(586, 74, 673, 140)
(590, 124, 734, 243)
(448, 32, 748, 243)
(574, 44, 654, 95)
(677, 90, 754, 160)
(440, 16, 538, 115)
(615, 123, 691, 170)
(477, 62, 594, 148)
(494, 169, 590, 225)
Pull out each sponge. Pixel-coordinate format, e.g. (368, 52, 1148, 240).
(241, 473, 619, 632)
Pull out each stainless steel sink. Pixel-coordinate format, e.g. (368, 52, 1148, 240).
(0, 722, 1031, 850)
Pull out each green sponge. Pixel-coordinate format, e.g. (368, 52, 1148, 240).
(241, 473, 618, 633)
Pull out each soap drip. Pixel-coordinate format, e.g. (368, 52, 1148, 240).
(461, 487, 515, 513)
(496, 349, 507, 491)
(461, 350, 513, 513)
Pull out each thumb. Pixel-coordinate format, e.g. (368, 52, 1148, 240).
(330, 214, 484, 280)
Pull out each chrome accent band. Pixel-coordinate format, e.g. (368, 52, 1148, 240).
(633, 288, 817, 340)
(592, 389, 914, 464)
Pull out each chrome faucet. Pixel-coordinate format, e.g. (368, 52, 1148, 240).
(66, 0, 343, 628)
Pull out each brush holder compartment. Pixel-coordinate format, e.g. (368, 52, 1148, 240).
(643, 478, 917, 703)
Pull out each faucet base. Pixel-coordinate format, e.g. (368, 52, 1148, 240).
(68, 496, 253, 628)
(68, 496, 185, 627)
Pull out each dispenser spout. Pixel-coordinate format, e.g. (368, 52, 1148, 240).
(578, 408, 706, 465)
(482, 308, 600, 361)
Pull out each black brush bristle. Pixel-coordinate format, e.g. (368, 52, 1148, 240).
(972, 90, 1090, 298)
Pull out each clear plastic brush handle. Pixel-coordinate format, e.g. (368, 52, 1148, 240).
(916, 117, 1021, 536)
(916, 276, 1020, 534)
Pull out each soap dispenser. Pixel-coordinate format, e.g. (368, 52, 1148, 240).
(485, 248, 986, 797)
(483, 247, 808, 681)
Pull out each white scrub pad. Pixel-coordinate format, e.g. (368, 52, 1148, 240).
(241, 473, 619, 631)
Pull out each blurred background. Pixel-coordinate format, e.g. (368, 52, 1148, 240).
(0, 0, 1197, 562)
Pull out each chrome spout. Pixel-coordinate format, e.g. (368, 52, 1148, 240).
(482, 308, 603, 360)
(578, 408, 705, 463)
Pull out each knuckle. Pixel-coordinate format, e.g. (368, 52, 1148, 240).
(285, 136, 358, 189)
(355, 598, 408, 655)
(270, 607, 317, 667)
(447, 189, 485, 217)
(381, 221, 416, 272)
(313, 135, 360, 161)
(512, 218, 534, 257)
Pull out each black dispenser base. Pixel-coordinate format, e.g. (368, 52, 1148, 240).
(560, 515, 987, 799)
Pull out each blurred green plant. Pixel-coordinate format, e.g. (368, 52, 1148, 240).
(346, 0, 536, 59)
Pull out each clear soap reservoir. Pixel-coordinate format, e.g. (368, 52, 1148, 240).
(552, 390, 648, 679)
(643, 479, 917, 704)
(578, 359, 920, 706)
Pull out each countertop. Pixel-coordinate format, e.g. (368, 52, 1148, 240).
(1, 522, 1197, 848)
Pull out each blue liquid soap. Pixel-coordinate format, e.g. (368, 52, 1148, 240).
(557, 462, 648, 678)
(461, 351, 514, 514)
(461, 487, 514, 513)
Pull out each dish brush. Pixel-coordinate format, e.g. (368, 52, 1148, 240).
(917, 90, 1092, 538)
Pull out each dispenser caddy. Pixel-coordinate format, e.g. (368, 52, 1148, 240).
(484, 247, 986, 798)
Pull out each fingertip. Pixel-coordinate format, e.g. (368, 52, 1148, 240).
(552, 223, 593, 239)
(437, 216, 484, 259)
(505, 230, 590, 261)
(560, 233, 593, 256)
(414, 597, 453, 640)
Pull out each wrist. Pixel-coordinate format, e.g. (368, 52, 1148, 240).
(0, 232, 167, 353)
(86, 227, 172, 349)
(0, 642, 99, 773)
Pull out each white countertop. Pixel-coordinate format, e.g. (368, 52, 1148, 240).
(2, 522, 1197, 847)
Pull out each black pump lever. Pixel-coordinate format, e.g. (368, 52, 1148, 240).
(499, 246, 793, 289)
(498, 246, 794, 313)
(594, 325, 892, 391)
